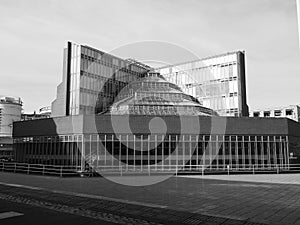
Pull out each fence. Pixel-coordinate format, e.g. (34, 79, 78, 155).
(1, 162, 300, 177)
(0, 162, 83, 177)
(89, 164, 299, 176)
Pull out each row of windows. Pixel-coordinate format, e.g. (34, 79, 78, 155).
(81, 48, 148, 74)
(253, 109, 295, 117)
(111, 105, 204, 116)
(134, 92, 183, 102)
(161, 64, 238, 85)
(162, 60, 237, 73)
(79, 77, 124, 95)
(184, 80, 239, 97)
(80, 55, 147, 79)
(133, 81, 169, 89)
(17, 141, 286, 159)
(201, 96, 239, 112)
(15, 134, 287, 143)
(14, 133, 289, 168)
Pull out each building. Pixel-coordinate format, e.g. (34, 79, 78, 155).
(0, 95, 22, 160)
(13, 115, 300, 172)
(21, 112, 50, 121)
(13, 72, 300, 173)
(51, 42, 248, 118)
(39, 106, 51, 117)
(155, 51, 249, 117)
(22, 106, 51, 121)
(51, 41, 150, 117)
(11, 43, 300, 174)
(250, 105, 300, 122)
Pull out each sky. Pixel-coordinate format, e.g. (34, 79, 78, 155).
(0, 0, 299, 113)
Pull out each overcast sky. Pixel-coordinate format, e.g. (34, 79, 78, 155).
(0, 0, 299, 113)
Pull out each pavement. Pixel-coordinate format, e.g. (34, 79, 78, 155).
(0, 199, 115, 225)
(181, 174, 300, 185)
(0, 172, 300, 224)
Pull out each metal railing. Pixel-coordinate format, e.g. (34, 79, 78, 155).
(91, 164, 297, 176)
(1, 162, 300, 177)
(0, 162, 83, 177)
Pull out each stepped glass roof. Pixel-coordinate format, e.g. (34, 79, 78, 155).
(107, 72, 217, 116)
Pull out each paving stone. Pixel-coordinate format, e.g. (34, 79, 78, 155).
(1, 173, 300, 225)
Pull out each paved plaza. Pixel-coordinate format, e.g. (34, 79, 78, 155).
(182, 173, 300, 185)
(0, 172, 300, 224)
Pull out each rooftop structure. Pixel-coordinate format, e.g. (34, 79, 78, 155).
(250, 105, 300, 122)
(109, 72, 217, 116)
(39, 106, 51, 116)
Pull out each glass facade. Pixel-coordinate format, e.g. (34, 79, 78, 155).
(14, 134, 290, 171)
(156, 51, 248, 117)
(52, 43, 248, 118)
(52, 42, 150, 117)
(72, 43, 150, 115)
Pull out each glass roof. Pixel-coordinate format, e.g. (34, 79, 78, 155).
(107, 72, 217, 116)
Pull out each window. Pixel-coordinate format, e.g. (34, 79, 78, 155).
(274, 110, 281, 117)
(253, 112, 260, 117)
(264, 111, 270, 117)
(229, 92, 237, 97)
(286, 109, 293, 116)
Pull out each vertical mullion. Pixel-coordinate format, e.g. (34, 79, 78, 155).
(255, 136, 258, 168)
(126, 134, 129, 171)
(133, 135, 136, 171)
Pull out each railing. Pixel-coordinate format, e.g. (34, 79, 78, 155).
(91, 164, 298, 176)
(1, 162, 300, 177)
(0, 162, 84, 177)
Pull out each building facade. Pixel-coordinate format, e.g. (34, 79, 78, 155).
(250, 105, 300, 122)
(0, 96, 22, 159)
(12, 71, 300, 172)
(13, 43, 300, 175)
(51, 42, 150, 117)
(155, 51, 249, 117)
(51, 43, 248, 118)
(13, 115, 300, 172)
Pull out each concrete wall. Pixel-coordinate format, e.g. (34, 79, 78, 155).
(13, 115, 299, 137)
(51, 48, 68, 117)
